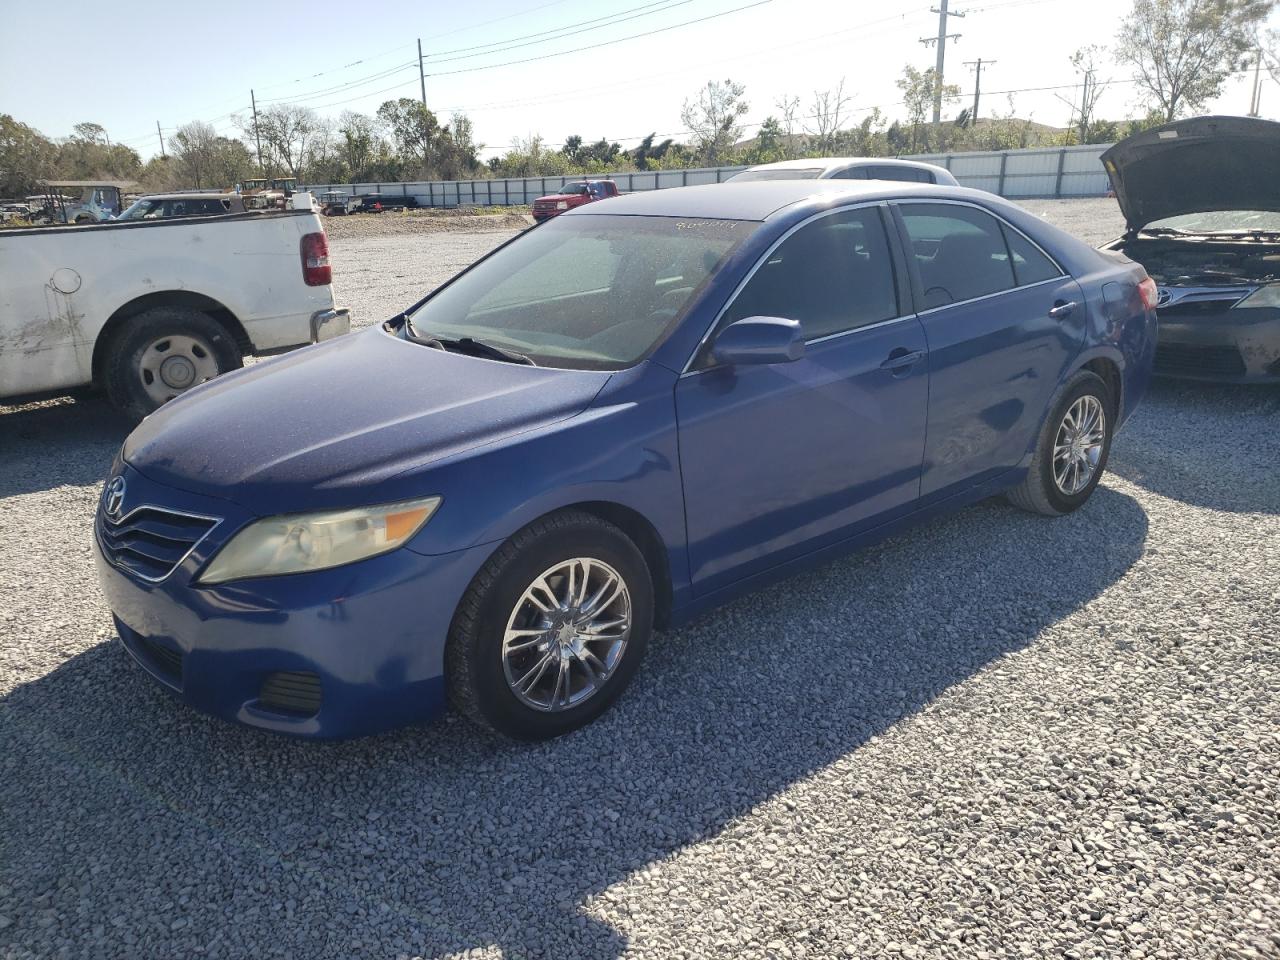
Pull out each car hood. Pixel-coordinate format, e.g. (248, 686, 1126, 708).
(535, 193, 587, 203)
(124, 328, 611, 511)
(1101, 115, 1280, 232)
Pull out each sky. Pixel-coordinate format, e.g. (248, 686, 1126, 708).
(3, 0, 1278, 163)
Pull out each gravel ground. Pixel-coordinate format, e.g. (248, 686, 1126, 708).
(2, 199, 1278, 960)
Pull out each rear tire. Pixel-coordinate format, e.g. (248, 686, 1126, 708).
(102, 307, 242, 420)
(1007, 370, 1113, 516)
(446, 510, 653, 740)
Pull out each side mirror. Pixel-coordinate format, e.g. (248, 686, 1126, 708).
(710, 316, 805, 367)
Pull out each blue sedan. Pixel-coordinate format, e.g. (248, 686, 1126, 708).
(95, 180, 1158, 740)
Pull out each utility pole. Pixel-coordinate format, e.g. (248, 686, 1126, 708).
(920, 0, 964, 123)
(1078, 69, 1093, 143)
(156, 121, 167, 160)
(964, 58, 993, 125)
(1249, 47, 1263, 116)
(250, 89, 265, 175)
(418, 38, 427, 107)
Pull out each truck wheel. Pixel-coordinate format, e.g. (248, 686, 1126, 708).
(103, 307, 242, 419)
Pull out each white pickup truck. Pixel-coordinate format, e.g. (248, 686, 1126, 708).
(0, 202, 350, 418)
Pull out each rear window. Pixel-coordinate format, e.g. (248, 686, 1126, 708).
(861, 164, 933, 183)
(729, 168, 824, 182)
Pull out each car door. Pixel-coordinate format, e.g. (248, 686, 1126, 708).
(893, 201, 1086, 502)
(675, 205, 930, 595)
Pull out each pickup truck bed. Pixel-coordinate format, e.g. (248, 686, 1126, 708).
(1, 208, 350, 416)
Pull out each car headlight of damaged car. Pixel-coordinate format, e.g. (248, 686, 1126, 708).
(198, 496, 442, 584)
(1236, 284, 1280, 309)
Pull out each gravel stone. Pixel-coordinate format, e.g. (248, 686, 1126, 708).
(1, 201, 1277, 960)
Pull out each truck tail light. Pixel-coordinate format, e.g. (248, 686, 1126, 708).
(1137, 276, 1159, 311)
(301, 232, 331, 286)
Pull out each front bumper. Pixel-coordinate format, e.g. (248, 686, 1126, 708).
(94, 464, 494, 738)
(1154, 305, 1280, 383)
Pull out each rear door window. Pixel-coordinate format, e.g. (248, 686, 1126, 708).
(898, 203, 1016, 308)
(1000, 223, 1061, 285)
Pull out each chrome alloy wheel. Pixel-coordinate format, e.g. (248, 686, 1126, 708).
(137, 334, 222, 407)
(1052, 394, 1106, 496)
(502, 558, 631, 712)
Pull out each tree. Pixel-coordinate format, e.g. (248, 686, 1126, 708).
(338, 111, 381, 181)
(774, 94, 803, 158)
(632, 132, 674, 170)
(0, 114, 59, 196)
(897, 65, 960, 152)
(377, 98, 441, 176)
(239, 104, 322, 178)
(680, 79, 749, 164)
(805, 79, 852, 156)
(561, 135, 584, 162)
(1115, 0, 1274, 121)
(169, 121, 250, 189)
(1068, 46, 1110, 142)
(72, 122, 109, 145)
(743, 117, 786, 165)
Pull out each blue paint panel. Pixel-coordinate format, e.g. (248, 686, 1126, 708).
(97, 185, 1157, 739)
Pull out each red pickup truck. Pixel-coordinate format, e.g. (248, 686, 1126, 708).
(531, 180, 620, 221)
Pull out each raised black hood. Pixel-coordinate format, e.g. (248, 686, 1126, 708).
(1101, 115, 1280, 233)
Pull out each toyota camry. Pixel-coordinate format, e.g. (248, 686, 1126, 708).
(95, 179, 1157, 740)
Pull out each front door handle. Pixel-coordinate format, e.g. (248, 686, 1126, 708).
(1048, 300, 1078, 320)
(879, 348, 925, 372)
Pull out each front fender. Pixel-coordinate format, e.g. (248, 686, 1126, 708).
(403, 363, 691, 602)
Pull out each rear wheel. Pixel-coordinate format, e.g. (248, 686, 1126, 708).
(1007, 370, 1113, 515)
(103, 307, 242, 419)
(446, 511, 653, 740)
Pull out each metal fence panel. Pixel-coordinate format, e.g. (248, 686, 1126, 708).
(301, 146, 1112, 206)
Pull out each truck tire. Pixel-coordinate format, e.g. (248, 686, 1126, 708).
(103, 307, 242, 419)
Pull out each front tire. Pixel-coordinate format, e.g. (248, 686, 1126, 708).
(446, 511, 653, 740)
(102, 307, 242, 419)
(1007, 370, 1114, 515)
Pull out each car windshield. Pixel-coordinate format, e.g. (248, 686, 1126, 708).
(730, 168, 824, 182)
(1146, 210, 1280, 234)
(405, 213, 755, 370)
(117, 198, 163, 220)
(562, 183, 590, 194)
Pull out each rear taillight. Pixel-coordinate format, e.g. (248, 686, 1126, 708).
(300, 232, 331, 286)
(1138, 275, 1159, 311)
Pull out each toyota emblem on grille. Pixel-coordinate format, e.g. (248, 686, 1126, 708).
(104, 476, 126, 519)
(1156, 287, 1173, 307)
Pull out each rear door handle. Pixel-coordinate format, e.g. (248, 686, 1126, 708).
(1048, 300, 1078, 320)
(880, 348, 925, 371)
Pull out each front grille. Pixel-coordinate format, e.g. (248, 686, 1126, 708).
(1154, 341, 1246, 377)
(98, 506, 219, 582)
(259, 672, 323, 716)
(138, 636, 183, 680)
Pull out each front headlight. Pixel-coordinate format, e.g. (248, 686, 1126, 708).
(1236, 284, 1280, 309)
(198, 495, 441, 585)
(556, 200, 568, 210)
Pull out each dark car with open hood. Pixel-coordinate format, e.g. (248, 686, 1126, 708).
(1101, 115, 1280, 383)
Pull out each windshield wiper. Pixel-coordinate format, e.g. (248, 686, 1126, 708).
(407, 324, 535, 366)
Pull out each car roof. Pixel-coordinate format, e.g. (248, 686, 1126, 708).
(569, 179, 992, 222)
(740, 156, 948, 176)
(137, 192, 234, 201)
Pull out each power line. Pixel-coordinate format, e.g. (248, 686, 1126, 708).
(426, 0, 774, 77)
(259, 61, 418, 105)
(425, 0, 693, 62)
